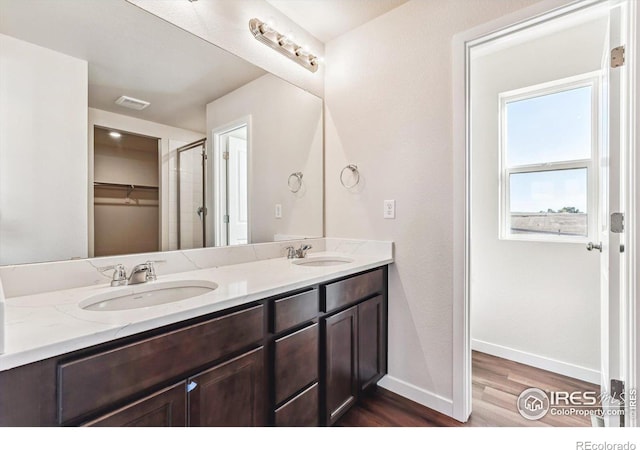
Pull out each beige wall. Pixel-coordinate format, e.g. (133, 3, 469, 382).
(94, 134, 159, 187)
(324, 0, 542, 411)
(207, 74, 323, 244)
(0, 34, 88, 265)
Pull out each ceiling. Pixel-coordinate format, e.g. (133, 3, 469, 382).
(265, 0, 409, 43)
(0, 0, 266, 133)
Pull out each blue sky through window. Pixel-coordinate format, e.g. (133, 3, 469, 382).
(507, 86, 591, 166)
(506, 85, 591, 214)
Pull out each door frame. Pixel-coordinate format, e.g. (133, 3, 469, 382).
(452, 0, 638, 424)
(211, 116, 252, 247)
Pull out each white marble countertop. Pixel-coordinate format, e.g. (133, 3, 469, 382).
(1, 250, 392, 371)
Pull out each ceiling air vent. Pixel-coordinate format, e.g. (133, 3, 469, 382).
(115, 95, 150, 111)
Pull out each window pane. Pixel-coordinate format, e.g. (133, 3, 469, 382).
(509, 168, 588, 237)
(506, 86, 591, 166)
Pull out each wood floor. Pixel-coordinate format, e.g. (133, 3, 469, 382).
(336, 351, 600, 427)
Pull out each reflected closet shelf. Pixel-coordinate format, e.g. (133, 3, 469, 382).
(93, 182, 159, 190)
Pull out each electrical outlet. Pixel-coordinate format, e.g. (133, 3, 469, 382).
(275, 204, 282, 219)
(384, 200, 395, 219)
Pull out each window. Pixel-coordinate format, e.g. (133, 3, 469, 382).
(500, 74, 598, 241)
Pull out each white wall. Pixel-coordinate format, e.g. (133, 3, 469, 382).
(470, 18, 607, 383)
(0, 34, 88, 265)
(324, 0, 543, 414)
(127, 0, 325, 98)
(88, 109, 204, 256)
(207, 74, 323, 244)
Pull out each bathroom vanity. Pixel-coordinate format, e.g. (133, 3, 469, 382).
(0, 242, 391, 427)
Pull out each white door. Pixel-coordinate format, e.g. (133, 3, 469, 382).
(596, 0, 628, 427)
(227, 135, 248, 245)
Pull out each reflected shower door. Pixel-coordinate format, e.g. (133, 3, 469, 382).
(177, 139, 206, 249)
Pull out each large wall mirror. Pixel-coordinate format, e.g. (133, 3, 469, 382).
(0, 0, 323, 265)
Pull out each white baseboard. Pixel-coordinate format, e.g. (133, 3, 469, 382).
(472, 339, 601, 385)
(377, 375, 454, 418)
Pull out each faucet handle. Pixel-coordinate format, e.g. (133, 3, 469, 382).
(284, 246, 296, 259)
(144, 260, 165, 281)
(98, 264, 127, 287)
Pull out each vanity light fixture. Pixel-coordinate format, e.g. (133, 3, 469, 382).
(249, 18, 319, 73)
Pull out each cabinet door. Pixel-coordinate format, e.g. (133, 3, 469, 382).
(83, 382, 186, 427)
(188, 347, 265, 427)
(358, 295, 385, 391)
(324, 305, 358, 425)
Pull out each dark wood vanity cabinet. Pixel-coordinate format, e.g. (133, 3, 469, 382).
(324, 305, 359, 425)
(83, 347, 266, 428)
(0, 266, 388, 427)
(322, 270, 387, 425)
(188, 347, 265, 427)
(358, 295, 386, 391)
(83, 382, 187, 427)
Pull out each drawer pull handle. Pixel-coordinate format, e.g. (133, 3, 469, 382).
(187, 381, 198, 393)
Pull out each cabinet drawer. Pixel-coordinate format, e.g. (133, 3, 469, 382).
(275, 383, 318, 427)
(274, 323, 318, 405)
(58, 304, 264, 424)
(324, 269, 383, 313)
(272, 289, 318, 333)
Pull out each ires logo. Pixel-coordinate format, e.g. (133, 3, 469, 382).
(549, 391, 599, 406)
(517, 388, 624, 420)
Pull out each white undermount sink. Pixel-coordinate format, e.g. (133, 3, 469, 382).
(79, 280, 218, 311)
(291, 256, 354, 267)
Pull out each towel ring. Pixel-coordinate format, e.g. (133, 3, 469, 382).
(288, 172, 303, 193)
(340, 164, 360, 189)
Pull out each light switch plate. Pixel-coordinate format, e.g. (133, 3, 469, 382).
(275, 204, 282, 219)
(384, 200, 395, 219)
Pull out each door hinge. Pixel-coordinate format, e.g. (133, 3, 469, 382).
(611, 212, 624, 233)
(223, 214, 230, 224)
(223, 151, 229, 160)
(611, 46, 625, 68)
(611, 379, 626, 427)
(611, 379, 625, 401)
(202, 150, 207, 160)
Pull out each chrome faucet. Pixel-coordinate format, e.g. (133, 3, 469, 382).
(98, 260, 163, 286)
(128, 260, 161, 285)
(285, 244, 313, 259)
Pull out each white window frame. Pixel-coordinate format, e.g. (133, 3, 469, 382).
(498, 72, 601, 243)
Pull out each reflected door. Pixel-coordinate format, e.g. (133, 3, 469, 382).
(227, 135, 248, 245)
(215, 124, 248, 247)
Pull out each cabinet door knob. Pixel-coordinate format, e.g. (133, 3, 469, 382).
(187, 381, 198, 392)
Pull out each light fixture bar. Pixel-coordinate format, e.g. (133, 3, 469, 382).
(249, 18, 319, 73)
